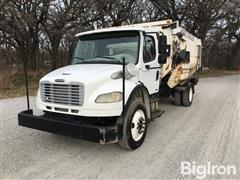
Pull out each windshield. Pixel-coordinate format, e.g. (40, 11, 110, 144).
(71, 31, 140, 65)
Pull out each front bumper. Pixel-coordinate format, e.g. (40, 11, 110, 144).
(18, 109, 119, 144)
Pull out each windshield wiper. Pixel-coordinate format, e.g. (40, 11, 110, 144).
(95, 56, 116, 59)
(95, 56, 123, 64)
(72, 56, 85, 60)
(74, 59, 122, 64)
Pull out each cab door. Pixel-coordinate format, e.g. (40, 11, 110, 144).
(139, 34, 160, 94)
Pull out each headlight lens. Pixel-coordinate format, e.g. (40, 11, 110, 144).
(95, 92, 122, 103)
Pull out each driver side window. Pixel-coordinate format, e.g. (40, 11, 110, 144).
(143, 36, 156, 63)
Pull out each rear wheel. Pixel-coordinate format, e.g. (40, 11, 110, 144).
(182, 86, 193, 106)
(118, 97, 148, 150)
(173, 90, 182, 106)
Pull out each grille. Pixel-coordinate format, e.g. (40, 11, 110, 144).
(40, 82, 84, 106)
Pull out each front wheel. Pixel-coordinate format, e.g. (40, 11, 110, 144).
(118, 97, 148, 150)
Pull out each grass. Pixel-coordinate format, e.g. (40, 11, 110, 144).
(0, 70, 47, 99)
(199, 69, 240, 77)
(0, 68, 239, 99)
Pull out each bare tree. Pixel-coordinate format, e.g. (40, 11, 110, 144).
(94, 0, 138, 27)
(151, 0, 240, 69)
(42, 0, 98, 69)
(150, 0, 194, 23)
(0, 0, 49, 70)
(0, 0, 239, 71)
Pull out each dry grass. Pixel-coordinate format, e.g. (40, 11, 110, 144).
(199, 69, 240, 78)
(0, 70, 47, 99)
(0, 68, 239, 99)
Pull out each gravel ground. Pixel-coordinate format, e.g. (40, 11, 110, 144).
(1, 75, 240, 179)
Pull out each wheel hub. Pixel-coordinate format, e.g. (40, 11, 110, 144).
(137, 117, 145, 134)
(131, 110, 146, 141)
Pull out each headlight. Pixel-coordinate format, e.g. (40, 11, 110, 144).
(95, 92, 122, 103)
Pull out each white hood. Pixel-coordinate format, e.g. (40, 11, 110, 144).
(40, 64, 122, 84)
(37, 63, 139, 117)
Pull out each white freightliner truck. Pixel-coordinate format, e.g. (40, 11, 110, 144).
(18, 20, 202, 150)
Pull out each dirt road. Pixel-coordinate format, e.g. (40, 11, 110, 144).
(1, 75, 239, 179)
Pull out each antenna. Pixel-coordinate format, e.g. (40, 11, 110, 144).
(122, 57, 125, 122)
(23, 57, 30, 110)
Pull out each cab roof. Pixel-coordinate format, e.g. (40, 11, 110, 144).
(75, 27, 147, 37)
(75, 20, 177, 37)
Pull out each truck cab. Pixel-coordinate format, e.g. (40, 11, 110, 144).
(19, 20, 202, 150)
(37, 29, 164, 116)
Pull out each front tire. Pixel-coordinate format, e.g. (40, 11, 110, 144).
(118, 97, 148, 150)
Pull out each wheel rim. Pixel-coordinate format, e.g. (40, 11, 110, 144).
(131, 109, 146, 141)
(189, 87, 193, 103)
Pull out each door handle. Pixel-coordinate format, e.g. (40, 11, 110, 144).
(145, 65, 151, 69)
(145, 65, 161, 69)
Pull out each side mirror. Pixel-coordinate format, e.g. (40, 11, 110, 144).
(158, 35, 170, 64)
(126, 63, 137, 77)
(158, 54, 167, 64)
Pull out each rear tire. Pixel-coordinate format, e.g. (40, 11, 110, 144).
(173, 90, 182, 106)
(181, 86, 193, 106)
(118, 97, 148, 150)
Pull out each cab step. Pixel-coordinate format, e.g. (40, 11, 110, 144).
(151, 109, 165, 121)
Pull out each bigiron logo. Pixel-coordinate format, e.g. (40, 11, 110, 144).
(181, 161, 237, 179)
